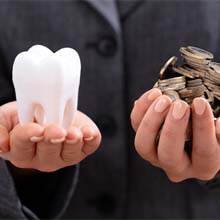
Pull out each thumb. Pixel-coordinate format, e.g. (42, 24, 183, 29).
(0, 125, 9, 152)
(0, 101, 19, 153)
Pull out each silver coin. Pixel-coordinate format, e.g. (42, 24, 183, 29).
(159, 56, 177, 79)
(158, 76, 185, 86)
(163, 90, 180, 101)
(187, 46, 214, 60)
(180, 47, 209, 60)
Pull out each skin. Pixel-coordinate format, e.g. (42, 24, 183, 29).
(131, 88, 220, 182)
(0, 102, 101, 172)
(1, 90, 220, 182)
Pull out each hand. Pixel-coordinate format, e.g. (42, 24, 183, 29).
(131, 88, 220, 182)
(0, 102, 101, 172)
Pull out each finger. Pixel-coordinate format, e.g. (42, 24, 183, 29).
(81, 126, 101, 155)
(35, 124, 67, 170)
(131, 88, 162, 131)
(0, 102, 19, 131)
(10, 123, 44, 166)
(61, 127, 83, 164)
(0, 102, 18, 153)
(191, 98, 219, 179)
(74, 111, 97, 128)
(158, 100, 191, 180)
(72, 111, 101, 155)
(0, 125, 10, 152)
(135, 95, 172, 164)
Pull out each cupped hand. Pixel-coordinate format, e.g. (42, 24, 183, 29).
(131, 88, 220, 182)
(0, 102, 101, 172)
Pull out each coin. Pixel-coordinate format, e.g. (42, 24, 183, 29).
(187, 79, 202, 87)
(159, 56, 178, 79)
(159, 76, 185, 86)
(187, 46, 214, 60)
(163, 90, 180, 101)
(180, 47, 208, 60)
(172, 66, 195, 78)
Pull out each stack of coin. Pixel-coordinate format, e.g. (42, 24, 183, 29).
(180, 46, 212, 76)
(154, 56, 184, 101)
(157, 76, 185, 101)
(204, 62, 220, 101)
(178, 79, 206, 104)
(172, 46, 213, 78)
(154, 46, 220, 116)
(153, 46, 220, 143)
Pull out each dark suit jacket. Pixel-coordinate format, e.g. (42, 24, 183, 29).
(1, 0, 220, 219)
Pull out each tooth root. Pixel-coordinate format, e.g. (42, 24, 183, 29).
(63, 98, 74, 129)
(17, 101, 34, 124)
(34, 104, 45, 125)
(44, 102, 65, 126)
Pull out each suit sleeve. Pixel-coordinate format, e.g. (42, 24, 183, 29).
(8, 162, 79, 219)
(0, 158, 79, 219)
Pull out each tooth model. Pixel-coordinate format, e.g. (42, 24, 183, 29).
(12, 45, 81, 129)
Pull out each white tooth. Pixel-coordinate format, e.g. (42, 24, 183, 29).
(12, 45, 81, 129)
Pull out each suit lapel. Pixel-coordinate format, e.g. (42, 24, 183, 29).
(84, 0, 121, 34)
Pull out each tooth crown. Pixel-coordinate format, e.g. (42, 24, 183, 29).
(12, 45, 81, 129)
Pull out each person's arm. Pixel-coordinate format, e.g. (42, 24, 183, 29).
(0, 158, 27, 219)
(0, 158, 79, 219)
(8, 162, 79, 219)
(0, 102, 101, 219)
(131, 88, 220, 182)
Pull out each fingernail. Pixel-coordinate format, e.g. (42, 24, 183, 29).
(66, 139, 78, 144)
(194, 98, 207, 115)
(84, 136, 94, 141)
(154, 97, 170, 113)
(172, 101, 187, 120)
(148, 89, 161, 101)
(50, 137, 65, 144)
(30, 136, 44, 143)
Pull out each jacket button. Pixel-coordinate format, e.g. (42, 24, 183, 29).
(95, 115, 117, 137)
(87, 193, 116, 216)
(97, 36, 117, 57)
